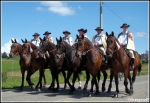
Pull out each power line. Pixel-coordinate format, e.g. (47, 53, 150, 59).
(103, 2, 142, 33)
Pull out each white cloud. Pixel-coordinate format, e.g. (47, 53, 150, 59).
(134, 32, 147, 37)
(78, 6, 82, 10)
(40, 1, 75, 16)
(1, 38, 19, 55)
(36, 7, 43, 11)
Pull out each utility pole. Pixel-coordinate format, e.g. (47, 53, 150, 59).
(100, 1, 103, 29)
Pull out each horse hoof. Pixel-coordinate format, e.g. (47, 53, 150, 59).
(72, 87, 76, 91)
(95, 91, 100, 95)
(78, 86, 82, 89)
(125, 89, 130, 94)
(31, 85, 35, 90)
(113, 93, 118, 98)
(48, 86, 52, 90)
(129, 90, 134, 95)
(83, 88, 87, 91)
(38, 88, 41, 92)
(107, 89, 111, 93)
(88, 93, 92, 97)
(102, 87, 106, 92)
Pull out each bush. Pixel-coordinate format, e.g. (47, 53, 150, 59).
(142, 60, 147, 64)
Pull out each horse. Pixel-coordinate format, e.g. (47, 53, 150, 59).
(106, 31, 141, 98)
(9, 39, 32, 90)
(38, 37, 67, 91)
(75, 34, 103, 97)
(55, 37, 90, 93)
(21, 39, 47, 91)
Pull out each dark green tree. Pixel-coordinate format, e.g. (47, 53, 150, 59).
(2, 52, 8, 58)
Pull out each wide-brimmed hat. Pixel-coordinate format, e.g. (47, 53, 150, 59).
(95, 27, 103, 31)
(78, 28, 87, 33)
(32, 33, 40, 36)
(120, 23, 130, 28)
(43, 31, 51, 35)
(63, 30, 71, 34)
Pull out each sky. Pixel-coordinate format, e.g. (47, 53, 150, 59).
(1, 1, 149, 55)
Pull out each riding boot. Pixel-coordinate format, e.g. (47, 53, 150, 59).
(131, 58, 134, 69)
(104, 55, 108, 64)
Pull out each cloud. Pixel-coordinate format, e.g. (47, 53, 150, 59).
(40, 1, 75, 16)
(36, 7, 43, 11)
(134, 32, 147, 37)
(78, 6, 82, 10)
(1, 38, 19, 55)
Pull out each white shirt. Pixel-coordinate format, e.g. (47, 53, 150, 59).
(63, 36, 74, 46)
(118, 31, 128, 44)
(31, 38, 40, 47)
(94, 34, 102, 45)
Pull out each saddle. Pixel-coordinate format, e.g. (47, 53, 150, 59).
(95, 46, 105, 61)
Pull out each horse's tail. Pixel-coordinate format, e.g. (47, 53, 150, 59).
(138, 63, 142, 75)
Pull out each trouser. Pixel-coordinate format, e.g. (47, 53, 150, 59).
(97, 46, 108, 63)
(128, 50, 135, 58)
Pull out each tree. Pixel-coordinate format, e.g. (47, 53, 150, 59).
(2, 52, 8, 58)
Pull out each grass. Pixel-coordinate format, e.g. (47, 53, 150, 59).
(1, 57, 148, 89)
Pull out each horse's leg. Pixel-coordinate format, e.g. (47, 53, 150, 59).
(42, 70, 47, 87)
(26, 69, 36, 90)
(62, 70, 67, 89)
(69, 71, 78, 93)
(48, 70, 55, 90)
(88, 76, 96, 97)
(124, 70, 130, 95)
(20, 68, 25, 90)
(113, 74, 119, 98)
(102, 71, 108, 92)
(128, 72, 133, 95)
(66, 70, 74, 94)
(107, 70, 113, 93)
(96, 71, 100, 91)
(132, 67, 138, 84)
(83, 69, 90, 91)
(37, 69, 44, 91)
(77, 73, 82, 89)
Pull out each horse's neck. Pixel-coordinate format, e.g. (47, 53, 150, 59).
(114, 47, 127, 60)
(30, 43, 38, 50)
(85, 40, 94, 51)
(17, 44, 23, 57)
(65, 44, 72, 58)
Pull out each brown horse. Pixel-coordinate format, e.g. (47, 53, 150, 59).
(106, 31, 141, 98)
(21, 39, 47, 91)
(38, 37, 67, 91)
(9, 39, 32, 90)
(76, 34, 103, 97)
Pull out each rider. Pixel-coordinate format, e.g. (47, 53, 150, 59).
(31, 33, 41, 49)
(118, 23, 135, 69)
(92, 27, 108, 64)
(62, 30, 74, 46)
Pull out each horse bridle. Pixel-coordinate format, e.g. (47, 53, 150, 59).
(10, 43, 21, 55)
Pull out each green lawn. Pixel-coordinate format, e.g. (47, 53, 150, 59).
(1, 57, 148, 89)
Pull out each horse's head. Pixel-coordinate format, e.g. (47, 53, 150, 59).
(9, 39, 20, 58)
(56, 37, 67, 54)
(75, 34, 87, 58)
(106, 31, 119, 58)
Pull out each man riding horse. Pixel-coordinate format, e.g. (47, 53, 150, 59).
(118, 23, 135, 69)
(62, 30, 74, 46)
(92, 27, 108, 64)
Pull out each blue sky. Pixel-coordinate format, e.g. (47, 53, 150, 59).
(1, 1, 149, 55)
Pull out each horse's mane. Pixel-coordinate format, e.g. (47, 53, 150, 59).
(47, 41, 56, 49)
(29, 42, 38, 50)
(83, 38, 94, 48)
(62, 41, 73, 51)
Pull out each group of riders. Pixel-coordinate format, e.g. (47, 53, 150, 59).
(31, 23, 135, 69)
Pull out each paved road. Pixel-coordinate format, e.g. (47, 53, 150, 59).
(2, 75, 149, 102)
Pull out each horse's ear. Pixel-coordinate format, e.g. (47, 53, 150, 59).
(11, 39, 14, 43)
(43, 37, 46, 41)
(25, 38, 27, 43)
(60, 36, 62, 42)
(14, 39, 17, 43)
(111, 31, 114, 36)
(56, 37, 58, 42)
(106, 32, 109, 37)
(21, 39, 25, 43)
(39, 37, 42, 41)
(76, 34, 79, 39)
(81, 34, 84, 39)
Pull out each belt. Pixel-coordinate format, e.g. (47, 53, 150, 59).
(98, 44, 103, 47)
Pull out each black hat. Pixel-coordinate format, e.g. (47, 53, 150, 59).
(43, 31, 51, 35)
(78, 28, 87, 33)
(63, 30, 71, 34)
(32, 33, 40, 36)
(120, 23, 130, 28)
(95, 27, 103, 31)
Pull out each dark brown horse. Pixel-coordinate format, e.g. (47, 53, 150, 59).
(38, 37, 67, 91)
(55, 37, 88, 93)
(9, 39, 31, 90)
(21, 39, 47, 91)
(76, 34, 103, 97)
(106, 31, 141, 98)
